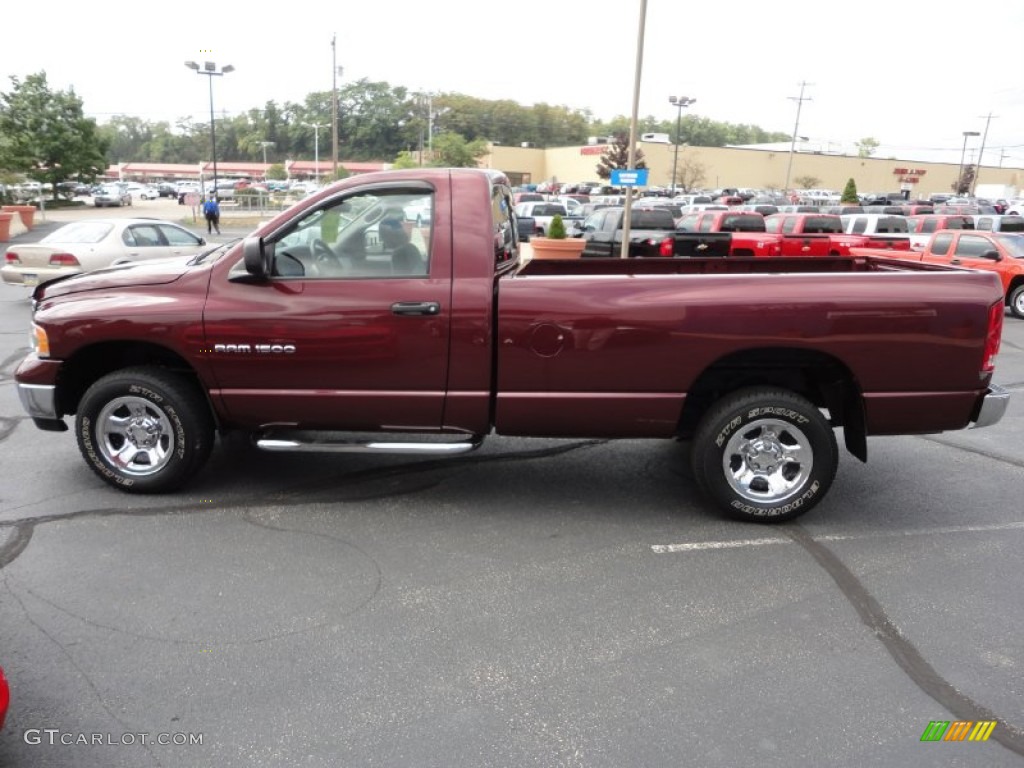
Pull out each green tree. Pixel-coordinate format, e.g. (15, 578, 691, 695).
(856, 137, 879, 158)
(953, 164, 976, 195)
(0, 72, 108, 198)
(595, 132, 647, 180)
(429, 132, 487, 168)
(391, 150, 418, 169)
(841, 178, 859, 203)
(266, 163, 287, 180)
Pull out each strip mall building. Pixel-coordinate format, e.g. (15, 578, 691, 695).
(107, 143, 1023, 199)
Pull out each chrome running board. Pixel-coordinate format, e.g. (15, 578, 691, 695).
(254, 431, 484, 455)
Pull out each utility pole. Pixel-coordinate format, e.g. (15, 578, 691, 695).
(783, 81, 813, 194)
(331, 34, 339, 178)
(972, 112, 998, 194)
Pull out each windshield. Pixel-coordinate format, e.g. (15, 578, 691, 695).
(993, 234, 1024, 258)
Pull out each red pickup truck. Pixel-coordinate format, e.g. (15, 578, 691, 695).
(677, 211, 832, 257)
(765, 212, 888, 256)
(851, 229, 1024, 318)
(15, 169, 1010, 523)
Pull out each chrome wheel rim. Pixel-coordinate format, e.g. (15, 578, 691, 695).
(1014, 292, 1024, 315)
(722, 418, 813, 503)
(96, 396, 175, 476)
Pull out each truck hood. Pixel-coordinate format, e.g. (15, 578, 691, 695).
(33, 255, 196, 301)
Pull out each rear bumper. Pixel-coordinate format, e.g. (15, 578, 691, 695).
(970, 383, 1011, 429)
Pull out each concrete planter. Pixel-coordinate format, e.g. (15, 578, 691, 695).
(0, 212, 12, 242)
(529, 237, 585, 259)
(2, 205, 36, 230)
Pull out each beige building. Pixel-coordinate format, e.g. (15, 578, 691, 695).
(481, 142, 1024, 199)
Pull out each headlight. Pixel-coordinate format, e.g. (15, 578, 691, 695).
(31, 324, 50, 358)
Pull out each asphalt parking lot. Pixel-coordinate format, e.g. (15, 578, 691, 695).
(0, 204, 1022, 766)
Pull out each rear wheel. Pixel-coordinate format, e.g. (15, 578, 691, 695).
(76, 367, 214, 493)
(1010, 284, 1024, 319)
(691, 387, 838, 522)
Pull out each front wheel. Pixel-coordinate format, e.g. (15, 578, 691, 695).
(690, 387, 838, 522)
(1009, 284, 1024, 319)
(76, 367, 214, 493)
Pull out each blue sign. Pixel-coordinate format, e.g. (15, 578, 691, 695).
(610, 168, 649, 187)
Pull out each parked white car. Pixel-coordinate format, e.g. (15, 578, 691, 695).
(1, 219, 210, 287)
(125, 183, 160, 200)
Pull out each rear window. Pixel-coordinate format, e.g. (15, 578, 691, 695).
(718, 215, 765, 232)
(875, 217, 909, 233)
(802, 216, 843, 234)
(43, 221, 114, 244)
(631, 209, 675, 228)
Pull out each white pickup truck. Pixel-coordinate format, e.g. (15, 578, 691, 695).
(513, 201, 569, 236)
(840, 213, 912, 250)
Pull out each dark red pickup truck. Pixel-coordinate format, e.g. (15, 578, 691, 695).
(15, 168, 1010, 522)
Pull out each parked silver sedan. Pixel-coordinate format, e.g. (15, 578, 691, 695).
(93, 183, 133, 208)
(1, 218, 210, 287)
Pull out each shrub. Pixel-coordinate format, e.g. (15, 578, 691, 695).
(547, 213, 567, 239)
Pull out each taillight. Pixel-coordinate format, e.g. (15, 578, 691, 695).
(48, 253, 80, 266)
(659, 237, 674, 257)
(5, 252, 20, 265)
(983, 300, 1003, 374)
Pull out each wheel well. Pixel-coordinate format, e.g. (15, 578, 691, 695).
(677, 347, 866, 460)
(55, 342, 213, 422)
(1007, 276, 1024, 304)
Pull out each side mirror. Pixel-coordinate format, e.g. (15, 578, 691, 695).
(981, 249, 1002, 261)
(242, 235, 271, 279)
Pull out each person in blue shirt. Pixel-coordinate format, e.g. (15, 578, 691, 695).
(202, 195, 221, 234)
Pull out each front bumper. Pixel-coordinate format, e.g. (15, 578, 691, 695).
(970, 384, 1011, 429)
(15, 356, 67, 431)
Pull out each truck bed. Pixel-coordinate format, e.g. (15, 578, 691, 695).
(517, 253, 951, 277)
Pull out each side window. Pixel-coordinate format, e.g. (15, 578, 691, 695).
(698, 216, 713, 233)
(159, 224, 203, 246)
(492, 186, 518, 266)
(851, 218, 867, 234)
(124, 224, 163, 247)
(976, 217, 993, 231)
(955, 235, 994, 259)
(930, 233, 953, 256)
(269, 188, 433, 279)
(921, 219, 937, 233)
(781, 218, 796, 234)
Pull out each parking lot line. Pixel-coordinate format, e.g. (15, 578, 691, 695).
(651, 520, 1024, 553)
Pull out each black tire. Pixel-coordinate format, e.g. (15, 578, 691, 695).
(1009, 284, 1024, 319)
(76, 367, 214, 493)
(691, 387, 838, 523)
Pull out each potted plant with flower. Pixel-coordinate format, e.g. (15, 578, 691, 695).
(528, 213, 585, 259)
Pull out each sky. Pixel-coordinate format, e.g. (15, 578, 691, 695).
(4, 1, 1023, 167)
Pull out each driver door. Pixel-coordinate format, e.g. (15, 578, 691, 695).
(203, 183, 451, 431)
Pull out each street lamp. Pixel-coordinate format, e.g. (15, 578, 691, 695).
(957, 130, 980, 196)
(184, 61, 234, 197)
(304, 123, 328, 182)
(668, 95, 696, 195)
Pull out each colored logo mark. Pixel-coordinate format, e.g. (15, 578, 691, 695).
(920, 720, 996, 742)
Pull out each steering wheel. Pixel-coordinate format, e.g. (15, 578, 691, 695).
(311, 238, 344, 273)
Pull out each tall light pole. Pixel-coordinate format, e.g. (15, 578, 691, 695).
(259, 141, 274, 173)
(304, 123, 328, 181)
(668, 95, 695, 194)
(184, 61, 234, 196)
(957, 130, 980, 195)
